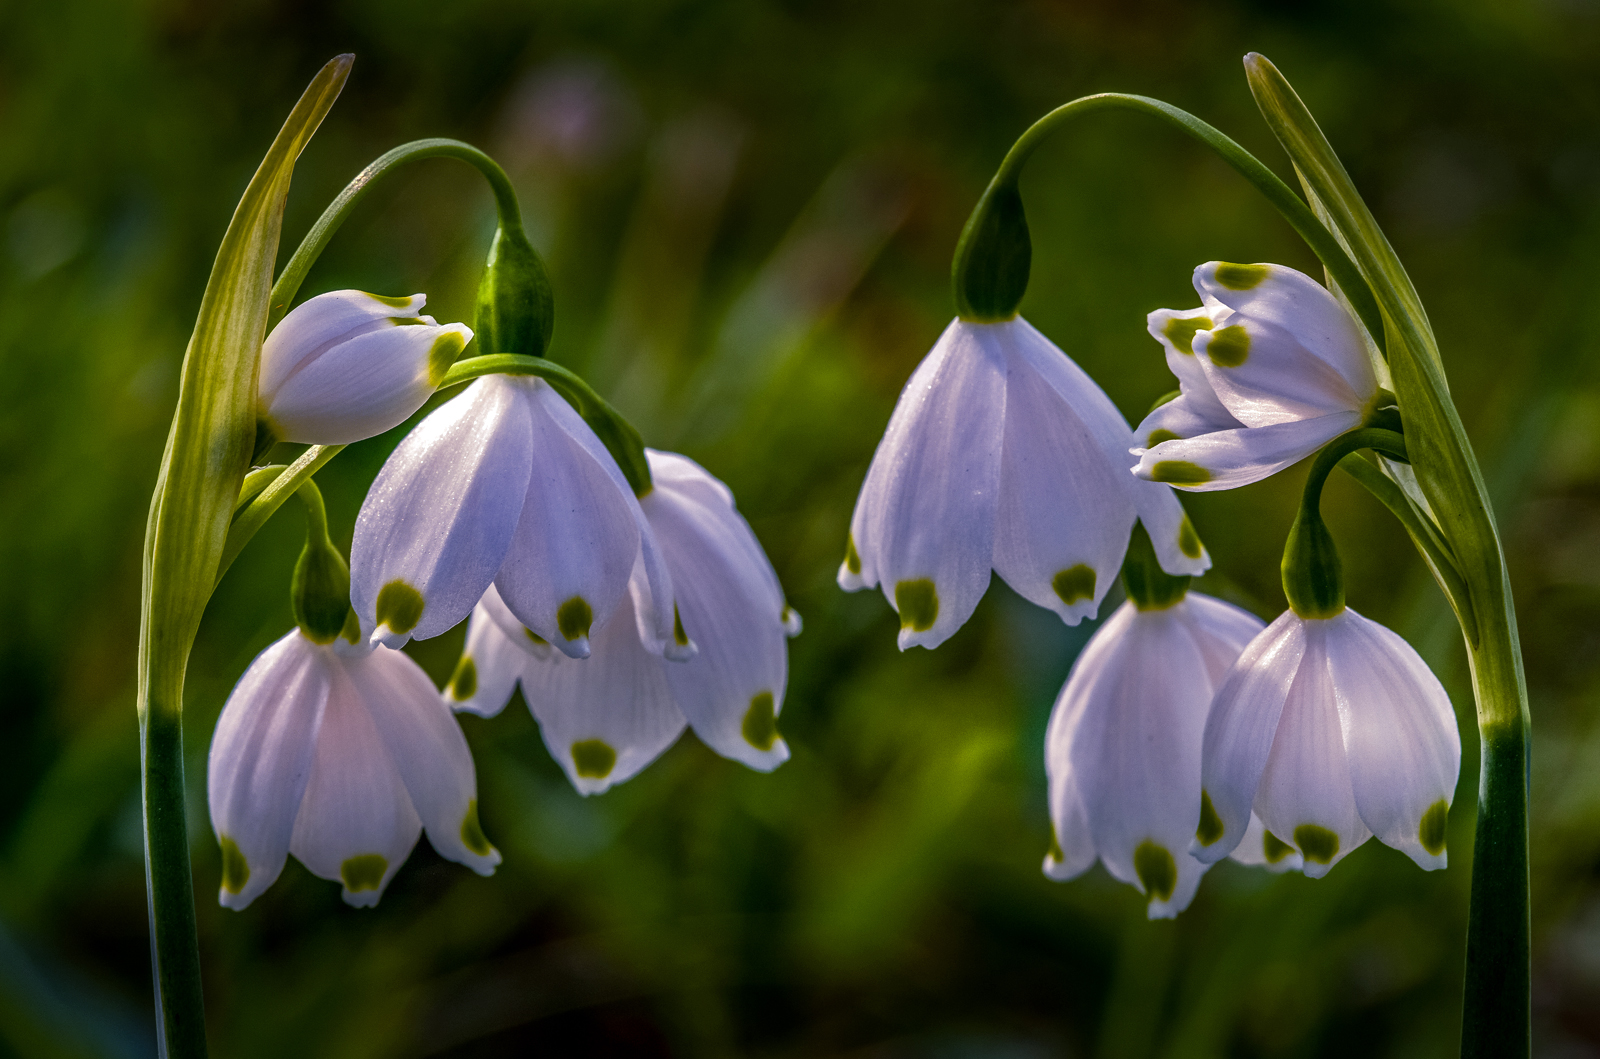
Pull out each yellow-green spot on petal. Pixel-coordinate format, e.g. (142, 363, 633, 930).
(1151, 461, 1212, 486)
(572, 739, 616, 779)
(1263, 829, 1294, 864)
(1420, 799, 1449, 856)
(1052, 564, 1096, 606)
(1205, 325, 1250, 367)
(426, 330, 468, 387)
(365, 292, 415, 309)
(525, 627, 547, 645)
(1162, 315, 1212, 354)
(340, 607, 362, 645)
(1047, 829, 1065, 864)
(895, 579, 939, 632)
(376, 580, 424, 635)
(1147, 429, 1182, 447)
(845, 535, 862, 576)
(1134, 840, 1177, 903)
(742, 691, 779, 751)
(673, 605, 689, 647)
(340, 854, 388, 893)
(557, 596, 593, 642)
(219, 835, 250, 895)
(449, 656, 477, 701)
(1195, 790, 1224, 846)
(1213, 262, 1269, 290)
(1178, 513, 1203, 560)
(388, 315, 427, 326)
(460, 799, 494, 857)
(1294, 824, 1340, 864)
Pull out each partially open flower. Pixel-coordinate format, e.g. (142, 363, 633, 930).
(207, 630, 499, 909)
(1131, 262, 1382, 491)
(1192, 607, 1460, 877)
(349, 374, 683, 660)
(840, 317, 1209, 651)
(446, 450, 800, 793)
(1043, 552, 1264, 918)
(258, 290, 472, 446)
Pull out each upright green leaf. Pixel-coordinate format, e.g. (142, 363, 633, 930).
(136, 55, 352, 1059)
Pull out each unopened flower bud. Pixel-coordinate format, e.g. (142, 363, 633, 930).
(258, 290, 472, 448)
(474, 225, 554, 358)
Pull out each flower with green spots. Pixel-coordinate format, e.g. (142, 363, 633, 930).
(1192, 606, 1460, 878)
(206, 628, 499, 910)
(257, 290, 472, 447)
(1043, 529, 1264, 918)
(1131, 262, 1383, 491)
(839, 316, 1209, 651)
(447, 450, 801, 793)
(349, 373, 684, 661)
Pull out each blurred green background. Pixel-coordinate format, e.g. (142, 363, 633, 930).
(5, 0, 1600, 1055)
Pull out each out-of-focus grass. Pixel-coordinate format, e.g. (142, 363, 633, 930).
(5, 1, 1600, 1055)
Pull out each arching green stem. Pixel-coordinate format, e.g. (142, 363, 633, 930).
(268, 138, 525, 328)
(950, 93, 1385, 351)
(439, 354, 652, 496)
(217, 444, 344, 584)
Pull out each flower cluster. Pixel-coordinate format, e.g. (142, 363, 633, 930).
(208, 288, 799, 908)
(842, 262, 1460, 916)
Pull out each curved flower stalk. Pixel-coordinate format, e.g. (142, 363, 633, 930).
(349, 373, 684, 660)
(840, 316, 1209, 651)
(1131, 262, 1387, 491)
(208, 628, 500, 908)
(1043, 524, 1263, 917)
(257, 289, 472, 447)
(447, 450, 800, 793)
(1192, 606, 1460, 877)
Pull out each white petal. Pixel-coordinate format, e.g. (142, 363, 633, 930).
(1131, 392, 1239, 449)
(207, 630, 330, 910)
(1227, 812, 1304, 873)
(1068, 603, 1212, 918)
(1129, 483, 1211, 577)
(443, 602, 531, 718)
(991, 324, 1136, 625)
(344, 646, 500, 875)
(1174, 593, 1268, 685)
(1326, 609, 1460, 870)
(1253, 618, 1371, 878)
(519, 589, 687, 795)
(494, 379, 642, 659)
(1193, 262, 1376, 408)
(642, 453, 792, 771)
(1043, 642, 1099, 883)
(1144, 307, 1241, 431)
(1132, 412, 1359, 492)
(1193, 314, 1366, 427)
(351, 376, 533, 648)
(1194, 611, 1307, 863)
(267, 321, 472, 445)
(843, 318, 1007, 649)
(260, 290, 426, 400)
(288, 664, 422, 908)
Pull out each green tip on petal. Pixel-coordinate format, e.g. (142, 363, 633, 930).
(895, 579, 939, 632)
(673, 605, 689, 647)
(375, 580, 425, 635)
(460, 800, 495, 857)
(1263, 829, 1294, 864)
(844, 535, 862, 576)
(1293, 824, 1340, 865)
(742, 692, 779, 751)
(1195, 790, 1224, 846)
(1052, 564, 1096, 606)
(1420, 800, 1449, 856)
(1150, 461, 1212, 486)
(449, 655, 477, 701)
(1134, 840, 1177, 903)
(556, 596, 593, 642)
(219, 836, 250, 895)
(1162, 315, 1212, 354)
(1147, 429, 1182, 447)
(1213, 262, 1269, 290)
(1204, 325, 1251, 367)
(340, 854, 388, 893)
(426, 330, 468, 387)
(572, 739, 616, 779)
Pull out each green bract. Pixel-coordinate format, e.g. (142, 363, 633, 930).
(475, 224, 555, 359)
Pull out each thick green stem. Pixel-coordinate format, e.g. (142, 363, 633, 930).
(141, 700, 206, 1058)
(268, 138, 524, 329)
(950, 93, 1385, 348)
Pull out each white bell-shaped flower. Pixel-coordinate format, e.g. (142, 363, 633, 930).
(259, 290, 472, 445)
(840, 317, 1210, 651)
(1130, 262, 1381, 491)
(446, 450, 800, 794)
(1043, 564, 1264, 918)
(349, 374, 684, 660)
(1192, 607, 1460, 877)
(207, 629, 499, 909)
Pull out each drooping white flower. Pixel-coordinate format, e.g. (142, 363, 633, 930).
(447, 450, 800, 794)
(1192, 607, 1460, 877)
(259, 290, 472, 445)
(1130, 262, 1382, 492)
(207, 629, 499, 909)
(349, 374, 684, 661)
(839, 317, 1210, 651)
(1043, 588, 1264, 918)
